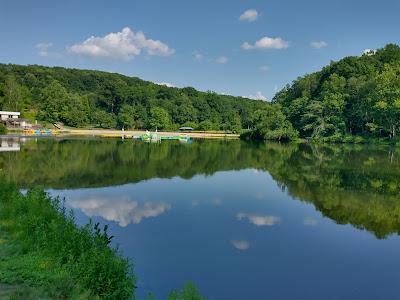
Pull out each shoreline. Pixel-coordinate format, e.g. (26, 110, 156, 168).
(17, 128, 240, 139)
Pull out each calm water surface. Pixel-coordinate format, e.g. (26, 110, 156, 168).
(1, 137, 400, 300)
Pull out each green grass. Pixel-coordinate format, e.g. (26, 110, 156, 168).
(0, 179, 135, 299)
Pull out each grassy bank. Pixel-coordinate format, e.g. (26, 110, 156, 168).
(0, 179, 135, 299)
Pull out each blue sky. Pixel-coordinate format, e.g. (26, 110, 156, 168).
(1, 0, 399, 100)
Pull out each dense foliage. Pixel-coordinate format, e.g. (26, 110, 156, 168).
(0, 64, 268, 132)
(274, 44, 400, 142)
(0, 179, 135, 299)
(240, 104, 298, 141)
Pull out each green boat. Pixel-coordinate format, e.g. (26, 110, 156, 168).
(138, 132, 191, 143)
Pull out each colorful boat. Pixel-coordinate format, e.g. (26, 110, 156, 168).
(137, 131, 191, 143)
(23, 129, 55, 136)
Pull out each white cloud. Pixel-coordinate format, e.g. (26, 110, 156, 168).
(68, 197, 171, 227)
(68, 27, 174, 60)
(239, 9, 259, 22)
(155, 82, 175, 88)
(311, 41, 327, 49)
(247, 91, 267, 101)
(303, 217, 318, 226)
(193, 51, 203, 60)
(36, 42, 53, 57)
(216, 56, 228, 64)
(242, 36, 289, 50)
(231, 240, 250, 251)
(258, 65, 270, 72)
(237, 213, 280, 226)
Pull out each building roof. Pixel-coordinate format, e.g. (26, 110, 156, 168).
(0, 111, 20, 116)
(179, 127, 194, 130)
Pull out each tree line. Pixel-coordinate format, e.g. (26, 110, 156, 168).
(273, 44, 400, 142)
(0, 64, 268, 132)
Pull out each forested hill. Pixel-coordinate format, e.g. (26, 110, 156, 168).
(273, 44, 400, 142)
(0, 64, 267, 131)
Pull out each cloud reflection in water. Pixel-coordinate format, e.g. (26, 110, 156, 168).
(237, 213, 280, 226)
(231, 240, 250, 251)
(68, 197, 171, 227)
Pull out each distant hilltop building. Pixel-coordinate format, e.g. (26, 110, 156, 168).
(363, 49, 377, 56)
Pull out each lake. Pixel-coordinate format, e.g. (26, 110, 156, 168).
(1, 137, 400, 300)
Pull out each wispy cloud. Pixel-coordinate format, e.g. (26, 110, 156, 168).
(310, 41, 327, 49)
(193, 51, 203, 60)
(258, 65, 270, 72)
(242, 36, 289, 50)
(68, 27, 175, 60)
(36, 42, 53, 57)
(216, 56, 228, 64)
(239, 9, 259, 22)
(237, 213, 280, 226)
(231, 240, 250, 251)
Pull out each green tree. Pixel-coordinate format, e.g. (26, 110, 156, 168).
(92, 110, 117, 128)
(3, 76, 22, 111)
(370, 64, 400, 138)
(39, 80, 69, 123)
(149, 107, 170, 130)
(198, 120, 214, 131)
(63, 94, 90, 127)
(245, 105, 298, 141)
(117, 105, 135, 129)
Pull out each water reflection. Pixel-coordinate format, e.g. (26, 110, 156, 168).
(68, 196, 171, 227)
(237, 213, 281, 226)
(303, 216, 318, 226)
(1, 138, 399, 239)
(2, 138, 400, 299)
(0, 137, 23, 152)
(231, 240, 250, 251)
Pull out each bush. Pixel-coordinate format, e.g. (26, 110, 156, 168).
(0, 123, 7, 134)
(0, 179, 135, 299)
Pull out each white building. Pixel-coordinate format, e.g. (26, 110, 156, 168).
(0, 111, 20, 121)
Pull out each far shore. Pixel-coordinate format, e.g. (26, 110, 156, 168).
(67, 129, 240, 139)
(11, 128, 240, 139)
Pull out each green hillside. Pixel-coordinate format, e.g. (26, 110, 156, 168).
(273, 44, 400, 142)
(0, 64, 267, 132)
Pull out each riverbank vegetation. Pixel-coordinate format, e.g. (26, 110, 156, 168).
(0, 179, 135, 299)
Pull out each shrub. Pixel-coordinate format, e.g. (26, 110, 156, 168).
(0, 179, 135, 299)
(0, 123, 7, 134)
